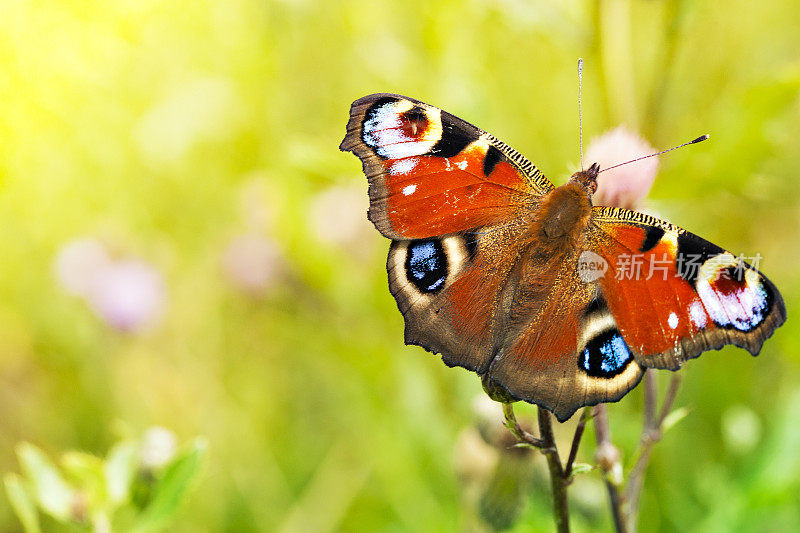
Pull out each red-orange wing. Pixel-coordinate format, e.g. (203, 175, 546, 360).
(590, 207, 786, 369)
(339, 94, 553, 239)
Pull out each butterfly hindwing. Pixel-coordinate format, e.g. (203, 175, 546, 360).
(387, 219, 530, 373)
(590, 207, 786, 370)
(481, 232, 644, 422)
(340, 94, 554, 240)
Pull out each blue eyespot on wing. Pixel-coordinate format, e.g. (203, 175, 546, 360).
(581, 330, 633, 378)
(405, 239, 448, 293)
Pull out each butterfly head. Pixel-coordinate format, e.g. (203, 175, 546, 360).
(569, 162, 600, 195)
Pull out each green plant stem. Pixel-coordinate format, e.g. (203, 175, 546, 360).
(625, 373, 683, 532)
(643, 370, 657, 427)
(593, 405, 626, 533)
(564, 408, 591, 479)
(537, 408, 569, 533)
(597, 0, 637, 127)
(502, 404, 572, 533)
(501, 402, 545, 448)
(642, 0, 691, 138)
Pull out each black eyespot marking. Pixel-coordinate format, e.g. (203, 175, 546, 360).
(675, 232, 725, 285)
(405, 239, 448, 294)
(583, 296, 608, 317)
(365, 96, 400, 113)
(580, 329, 633, 378)
(463, 231, 479, 262)
(402, 106, 429, 138)
(363, 97, 400, 128)
(483, 145, 503, 176)
(640, 226, 665, 253)
(724, 265, 742, 282)
(404, 106, 426, 123)
(429, 110, 475, 158)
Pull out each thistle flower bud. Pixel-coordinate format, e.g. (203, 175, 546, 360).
(586, 127, 659, 209)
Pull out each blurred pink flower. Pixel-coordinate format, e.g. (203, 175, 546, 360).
(87, 259, 166, 332)
(55, 238, 167, 332)
(586, 127, 659, 209)
(308, 185, 374, 252)
(54, 238, 112, 297)
(221, 233, 284, 296)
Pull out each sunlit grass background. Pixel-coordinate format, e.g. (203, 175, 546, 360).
(1, 0, 799, 531)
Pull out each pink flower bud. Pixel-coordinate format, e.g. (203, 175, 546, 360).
(221, 234, 284, 296)
(586, 127, 659, 209)
(87, 260, 166, 332)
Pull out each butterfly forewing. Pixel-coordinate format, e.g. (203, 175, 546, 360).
(340, 94, 553, 240)
(590, 207, 786, 369)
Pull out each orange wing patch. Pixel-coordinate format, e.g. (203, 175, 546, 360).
(380, 140, 529, 237)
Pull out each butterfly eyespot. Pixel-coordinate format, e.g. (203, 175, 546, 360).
(698, 268, 771, 332)
(402, 107, 428, 138)
(361, 99, 443, 160)
(405, 239, 448, 294)
(580, 330, 633, 378)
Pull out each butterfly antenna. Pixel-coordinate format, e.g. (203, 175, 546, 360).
(598, 134, 710, 174)
(578, 58, 584, 171)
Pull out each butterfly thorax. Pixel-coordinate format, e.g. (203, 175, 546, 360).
(536, 180, 593, 246)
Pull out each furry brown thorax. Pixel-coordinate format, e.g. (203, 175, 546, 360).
(537, 163, 599, 240)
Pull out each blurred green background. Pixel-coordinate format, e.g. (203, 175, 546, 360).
(1, 0, 799, 531)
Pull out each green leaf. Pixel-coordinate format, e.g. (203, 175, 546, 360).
(4, 473, 42, 533)
(61, 451, 105, 505)
(568, 463, 595, 478)
(61, 452, 104, 482)
(511, 442, 540, 450)
(16, 443, 74, 521)
(132, 438, 208, 532)
(661, 407, 691, 434)
(105, 441, 139, 507)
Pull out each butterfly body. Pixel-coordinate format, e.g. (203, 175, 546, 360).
(341, 93, 786, 421)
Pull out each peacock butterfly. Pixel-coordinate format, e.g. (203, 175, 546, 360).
(339, 93, 786, 422)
